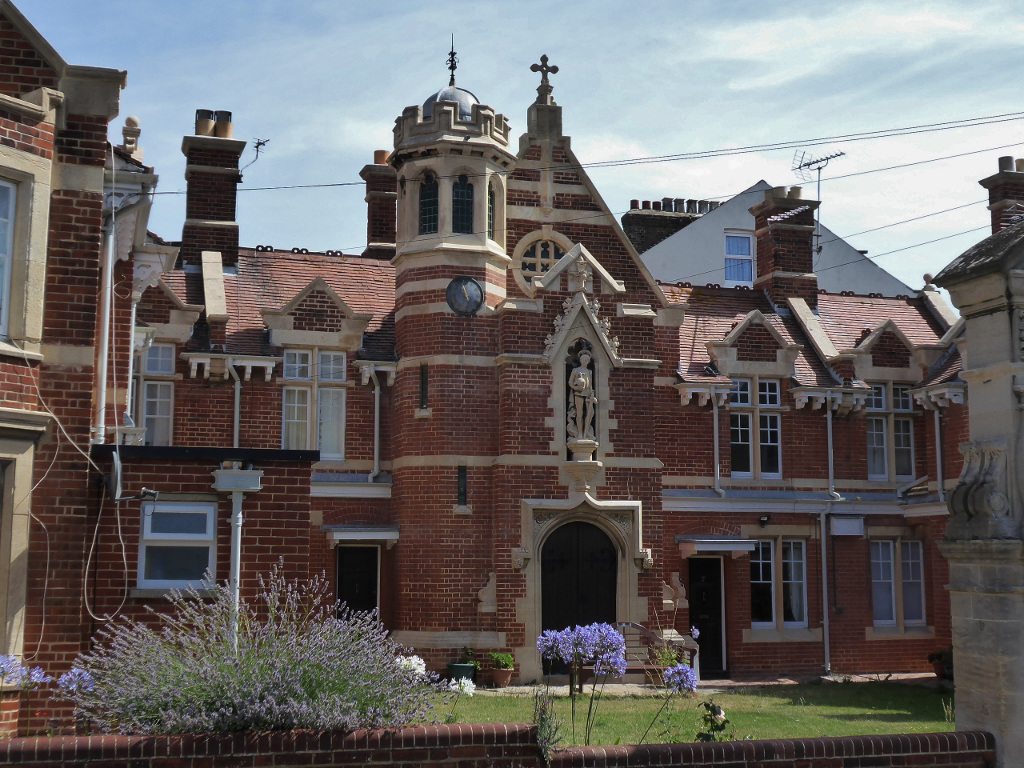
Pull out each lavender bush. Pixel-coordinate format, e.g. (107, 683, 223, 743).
(56, 563, 442, 734)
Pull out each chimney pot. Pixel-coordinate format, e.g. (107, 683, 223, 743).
(630, 199, 640, 210)
(374, 149, 389, 165)
(213, 110, 234, 139)
(686, 199, 697, 214)
(999, 156, 1015, 172)
(771, 186, 788, 198)
(652, 201, 662, 211)
(662, 197, 674, 212)
(674, 198, 686, 213)
(1016, 159, 1024, 173)
(642, 200, 651, 210)
(195, 108, 215, 136)
(788, 186, 802, 199)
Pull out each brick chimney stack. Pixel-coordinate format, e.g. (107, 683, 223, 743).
(359, 149, 397, 260)
(181, 109, 246, 268)
(978, 155, 1024, 234)
(749, 186, 821, 310)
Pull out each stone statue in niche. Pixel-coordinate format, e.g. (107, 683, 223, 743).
(565, 344, 599, 462)
(567, 350, 597, 440)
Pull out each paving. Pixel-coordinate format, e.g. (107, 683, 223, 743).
(477, 672, 947, 697)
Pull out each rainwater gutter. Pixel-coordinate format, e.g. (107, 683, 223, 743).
(934, 409, 945, 503)
(226, 361, 241, 448)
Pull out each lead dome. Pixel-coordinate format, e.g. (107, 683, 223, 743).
(422, 84, 479, 120)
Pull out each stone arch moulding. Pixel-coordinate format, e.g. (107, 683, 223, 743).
(513, 493, 652, 681)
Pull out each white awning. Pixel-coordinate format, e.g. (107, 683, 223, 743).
(676, 535, 757, 558)
(323, 525, 400, 549)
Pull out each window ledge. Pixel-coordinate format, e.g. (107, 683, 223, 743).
(0, 340, 42, 362)
(865, 624, 934, 641)
(130, 588, 219, 600)
(742, 626, 822, 643)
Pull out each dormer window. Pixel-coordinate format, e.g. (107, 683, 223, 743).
(724, 233, 753, 287)
(452, 175, 473, 234)
(419, 173, 438, 235)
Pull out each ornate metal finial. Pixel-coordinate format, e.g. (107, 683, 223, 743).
(530, 55, 558, 105)
(447, 35, 458, 87)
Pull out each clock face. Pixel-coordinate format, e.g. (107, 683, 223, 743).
(446, 276, 484, 316)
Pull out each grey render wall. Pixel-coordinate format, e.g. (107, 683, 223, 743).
(639, 181, 914, 296)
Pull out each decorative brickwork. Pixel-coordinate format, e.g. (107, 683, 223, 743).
(871, 330, 913, 368)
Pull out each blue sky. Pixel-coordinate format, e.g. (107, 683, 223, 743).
(27, 1, 1024, 289)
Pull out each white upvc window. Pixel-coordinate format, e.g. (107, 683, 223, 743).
(137, 501, 216, 589)
(729, 377, 782, 478)
(871, 539, 926, 629)
(724, 232, 754, 287)
(866, 382, 916, 482)
(136, 343, 176, 446)
(281, 349, 347, 459)
(751, 538, 807, 630)
(0, 180, 14, 338)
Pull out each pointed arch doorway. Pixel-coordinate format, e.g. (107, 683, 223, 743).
(541, 521, 617, 631)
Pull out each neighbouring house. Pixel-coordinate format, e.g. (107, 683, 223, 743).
(0, 0, 1000, 735)
(627, 182, 913, 296)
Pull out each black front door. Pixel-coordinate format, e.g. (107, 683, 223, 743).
(337, 546, 379, 614)
(541, 521, 617, 631)
(688, 557, 725, 677)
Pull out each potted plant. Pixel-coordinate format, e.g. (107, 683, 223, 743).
(489, 652, 515, 687)
(447, 647, 480, 682)
(928, 647, 953, 679)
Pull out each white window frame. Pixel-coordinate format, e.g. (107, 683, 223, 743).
(866, 382, 916, 482)
(750, 540, 775, 629)
(280, 348, 348, 459)
(751, 538, 808, 630)
(723, 231, 754, 288)
(728, 377, 782, 479)
(137, 501, 216, 589)
(136, 343, 176, 446)
(870, 538, 926, 630)
(0, 179, 15, 338)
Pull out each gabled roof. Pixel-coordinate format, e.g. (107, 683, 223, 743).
(160, 250, 396, 359)
(664, 285, 834, 387)
(814, 293, 946, 351)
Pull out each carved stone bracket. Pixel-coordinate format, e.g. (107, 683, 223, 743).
(636, 548, 654, 570)
(946, 439, 1020, 540)
(511, 547, 531, 570)
(477, 571, 496, 613)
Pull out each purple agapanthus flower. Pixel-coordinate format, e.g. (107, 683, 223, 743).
(537, 623, 627, 679)
(690, 626, 700, 640)
(0, 655, 50, 689)
(58, 667, 95, 695)
(663, 663, 698, 693)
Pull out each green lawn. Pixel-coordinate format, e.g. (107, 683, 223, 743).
(443, 682, 955, 747)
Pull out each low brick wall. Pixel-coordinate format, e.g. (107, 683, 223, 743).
(0, 725, 994, 768)
(552, 731, 996, 767)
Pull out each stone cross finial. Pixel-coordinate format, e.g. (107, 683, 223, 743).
(447, 36, 458, 86)
(531, 54, 558, 105)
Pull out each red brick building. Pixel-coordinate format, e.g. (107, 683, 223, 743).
(0, 2, 993, 731)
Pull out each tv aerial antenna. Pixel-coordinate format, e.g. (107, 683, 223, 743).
(792, 150, 844, 254)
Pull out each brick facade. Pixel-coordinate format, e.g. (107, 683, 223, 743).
(0, 4, 975, 739)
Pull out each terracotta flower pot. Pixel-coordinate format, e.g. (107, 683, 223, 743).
(492, 668, 514, 688)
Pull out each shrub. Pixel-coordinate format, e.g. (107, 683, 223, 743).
(55, 563, 442, 734)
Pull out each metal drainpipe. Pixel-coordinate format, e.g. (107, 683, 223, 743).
(227, 361, 241, 448)
(821, 503, 832, 674)
(94, 189, 154, 444)
(368, 366, 381, 483)
(934, 409, 945, 503)
(711, 388, 724, 497)
(230, 487, 243, 654)
(123, 297, 139, 439)
(93, 218, 116, 443)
